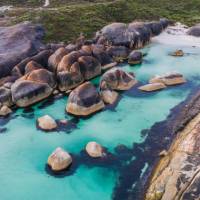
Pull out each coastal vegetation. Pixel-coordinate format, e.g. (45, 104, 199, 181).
(2, 0, 200, 42)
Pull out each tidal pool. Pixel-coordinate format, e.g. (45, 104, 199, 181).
(0, 31, 200, 200)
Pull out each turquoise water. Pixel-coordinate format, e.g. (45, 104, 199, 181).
(0, 41, 200, 200)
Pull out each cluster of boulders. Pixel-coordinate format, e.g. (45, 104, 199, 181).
(139, 72, 186, 92)
(48, 141, 105, 172)
(0, 19, 170, 116)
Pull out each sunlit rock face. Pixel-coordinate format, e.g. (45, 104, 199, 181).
(47, 147, 72, 172)
(11, 69, 55, 107)
(145, 113, 200, 200)
(11, 50, 53, 77)
(66, 82, 104, 116)
(0, 22, 45, 78)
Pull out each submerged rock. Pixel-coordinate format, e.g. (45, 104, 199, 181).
(100, 68, 137, 91)
(170, 49, 184, 57)
(37, 115, 57, 131)
(128, 51, 143, 65)
(0, 22, 45, 78)
(86, 141, 105, 158)
(138, 83, 166, 92)
(145, 113, 200, 200)
(66, 82, 104, 116)
(0, 105, 12, 116)
(48, 147, 72, 172)
(149, 72, 186, 86)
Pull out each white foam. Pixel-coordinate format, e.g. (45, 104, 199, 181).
(152, 23, 200, 47)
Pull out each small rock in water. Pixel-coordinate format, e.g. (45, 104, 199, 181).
(86, 141, 105, 158)
(128, 51, 143, 65)
(149, 72, 186, 86)
(138, 83, 166, 92)
(101, 89, 119, 104)
(47, 147, 72, 172)
(37, 115, 57, 131)
(170, 49, 184, 57)
(0, 105, 12, 116)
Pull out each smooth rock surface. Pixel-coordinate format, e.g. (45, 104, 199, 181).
(86, 142, 104, 158)
(48, 147, 72, 172)
(37, 115, 57, 131)
(138, 83, 166, 92)
(0, 105, 12, 116)
(0, 22, 45, 78)
(66, 82, 104, 116)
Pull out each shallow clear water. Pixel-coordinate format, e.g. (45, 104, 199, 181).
(0, 38, 200, 200)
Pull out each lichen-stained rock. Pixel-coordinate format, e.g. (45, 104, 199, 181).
(128, 50, 143, 65)
(100, 68, 137, 91)
(78, 56, 101, 80)
(0, 22, 45, 78)
(25, 61, 43, 74)
(145, 113, 200, 200)
(48, 47, 68, 72)
(149, 72, 186, 86)
(47, 147, 72, 172)
(12, 50, 53, 77)
(0, 87, 12, 106)
(11, 69, 55, 107)
(57, 62, 84, 91)
(106, 46, 130, 62)
(138, 83, 166, 92)
(187, 24, 200, 37)
(66, 82, 105, 116)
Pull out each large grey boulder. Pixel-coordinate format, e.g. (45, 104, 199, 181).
(0, 22, 45, 78)
(187, 24, 200, 37)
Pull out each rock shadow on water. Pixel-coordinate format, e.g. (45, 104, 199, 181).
(45, 150, 120, 178)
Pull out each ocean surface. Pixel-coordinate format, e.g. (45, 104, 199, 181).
(0, 31, 200, 200)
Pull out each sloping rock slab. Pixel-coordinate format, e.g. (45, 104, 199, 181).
(0, 22, 45, 78)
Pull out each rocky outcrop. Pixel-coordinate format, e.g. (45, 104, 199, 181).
(0, 22, 45, 78)
(66, 82, 104, 116)
(48, 147, 72, 172)
(138, 83, 166, 92)
(11, 69, 55, 107)
(149, 72, 186, 86)
(86, 141, 105, 158)
(187, 24, 200, 37)
(37, 115, 57, 131)
(95, 19, 169, 49)
(145, 113, 200, 200)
